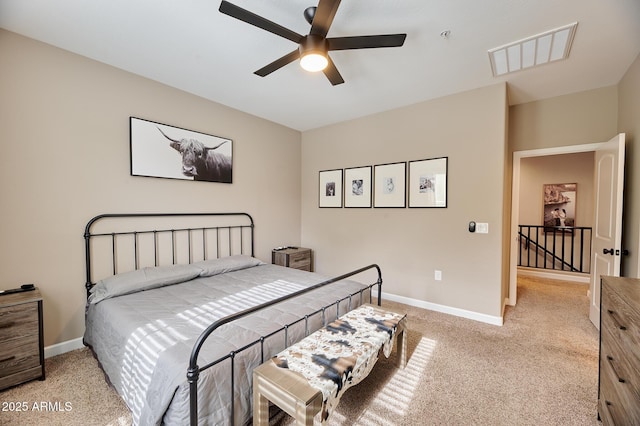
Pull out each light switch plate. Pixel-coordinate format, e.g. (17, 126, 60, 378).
(476, 223, 489, 233)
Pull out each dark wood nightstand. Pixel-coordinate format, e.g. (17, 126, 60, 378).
(272, 247, 312, 272)
(0, 288, 45, 390)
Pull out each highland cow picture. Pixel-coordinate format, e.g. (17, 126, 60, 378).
(130, 117, 233, 183)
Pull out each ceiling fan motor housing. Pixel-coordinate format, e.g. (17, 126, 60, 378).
(299, 34, 328, 56)
(299, 35, 328, 72)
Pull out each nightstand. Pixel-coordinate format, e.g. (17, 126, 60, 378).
(0, 288, 45, 390)
(272, 247, 312, 272)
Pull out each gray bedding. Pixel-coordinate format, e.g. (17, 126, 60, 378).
(84, 259, 369, 425)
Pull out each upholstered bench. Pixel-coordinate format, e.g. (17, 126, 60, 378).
(253, 303, 407, 425)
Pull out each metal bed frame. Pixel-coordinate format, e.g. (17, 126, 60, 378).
(83, 212, 382, 425)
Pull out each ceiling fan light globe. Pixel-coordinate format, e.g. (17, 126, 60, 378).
(300, 52, 328, 72)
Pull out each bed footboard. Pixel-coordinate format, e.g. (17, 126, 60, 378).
(187, 264, 382, 426)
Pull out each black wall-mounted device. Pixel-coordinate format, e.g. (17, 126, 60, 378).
(469, 221, 476, 233)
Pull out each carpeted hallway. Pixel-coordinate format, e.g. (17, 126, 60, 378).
(0, 275, 599, 425)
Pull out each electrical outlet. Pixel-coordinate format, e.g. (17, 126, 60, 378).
(476, 223, 489, 234)
(434, 270, 442, 281)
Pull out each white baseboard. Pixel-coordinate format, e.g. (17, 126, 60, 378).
(517, 268, 590, 284)
(375, 290, 504, 326)
(44, 337, 84, 359)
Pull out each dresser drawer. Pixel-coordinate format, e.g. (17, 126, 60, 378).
(601, 325, 640, 392)
(0, 303, 39, 342)
(602, 287, 640, 371)
(599, 351, 640, 426)
(288, 251, 311, 270)
(0, 333, 40, 378)
(598, 398, 615, 426)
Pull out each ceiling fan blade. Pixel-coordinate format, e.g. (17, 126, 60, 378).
(322, 56, 344, 86)
(310, 0, 341, 38)
(328, 34, 407, 51)
(219, 1, 303, 43)
(254, 50, 301, 77)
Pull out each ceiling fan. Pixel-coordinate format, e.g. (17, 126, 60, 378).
(219, 0, 407, 85)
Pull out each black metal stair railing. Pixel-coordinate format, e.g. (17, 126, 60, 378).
(518, 225, 592, 273)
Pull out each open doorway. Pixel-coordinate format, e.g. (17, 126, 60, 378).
(509, 135, 625, 322)
(517, 152, 594, 281)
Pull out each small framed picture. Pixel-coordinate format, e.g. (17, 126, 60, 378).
(319, 169, 343, 208)
(344, 166, 372, 208)
(408, 157, 448, 208)
(373, 162, 406, 208)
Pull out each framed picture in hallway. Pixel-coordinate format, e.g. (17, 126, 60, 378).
(542, 183, 577, 232)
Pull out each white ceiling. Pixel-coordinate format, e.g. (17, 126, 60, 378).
(2, 0, 639, 131)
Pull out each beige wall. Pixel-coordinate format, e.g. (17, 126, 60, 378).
(0, 30, 302, 346)
(618, 53, 640, 278)
(301, 84, 509, 320)
(509, 86, 618, 153)
(519, 153, 595, 227)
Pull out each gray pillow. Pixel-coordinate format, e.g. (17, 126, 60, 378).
(89, 264, 202, 304)
(194, 255, 264, 277)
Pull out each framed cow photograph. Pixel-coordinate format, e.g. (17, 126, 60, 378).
(130, 117, 233, 183)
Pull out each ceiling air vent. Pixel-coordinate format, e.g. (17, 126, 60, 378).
(488, 22, 578, 77)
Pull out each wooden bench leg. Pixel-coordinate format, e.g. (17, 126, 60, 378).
(295, 398, 317, 426)
(253, 361, 323, 426)
(396, 327, 407, 369)
(253, 377, 269, 426)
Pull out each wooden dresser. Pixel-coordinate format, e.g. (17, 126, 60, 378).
(0, 289, 45, 390)
(272, 247, 312, 272)
(598, 276, 640, 425)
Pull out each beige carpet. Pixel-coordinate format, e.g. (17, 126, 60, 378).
(0, 275, 600, 425)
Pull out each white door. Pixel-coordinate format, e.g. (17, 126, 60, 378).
(589, 133, 626, 328)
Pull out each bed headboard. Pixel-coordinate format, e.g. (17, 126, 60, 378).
(84, 212, 254, 297)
